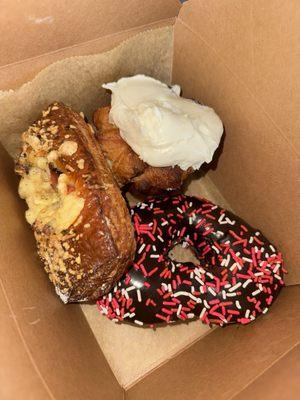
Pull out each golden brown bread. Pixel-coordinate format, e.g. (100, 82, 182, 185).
(15, 102, 135, 302)
(93, 106, 192, 194)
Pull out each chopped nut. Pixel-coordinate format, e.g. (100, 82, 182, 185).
(75, 255, 81, 264)
(77, 159, 84, 169)
(66, 164, 75, 172)
(42, 109, 50, 117)
(58, 141, 78, 156)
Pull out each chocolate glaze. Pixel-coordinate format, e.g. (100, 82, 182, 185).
(98, 194, 285, 326)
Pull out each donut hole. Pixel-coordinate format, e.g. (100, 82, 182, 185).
(168, 242, 199, 264)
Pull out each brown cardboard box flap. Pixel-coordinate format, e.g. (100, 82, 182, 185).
(126, 285, 300, 400)
(0, 0, 180, 67)
(173, 0, 300, 285)
(231, 341, 300, 400)
(0, 0, 179, 90)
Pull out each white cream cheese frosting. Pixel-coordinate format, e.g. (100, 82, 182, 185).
(103, 75, 223, 171)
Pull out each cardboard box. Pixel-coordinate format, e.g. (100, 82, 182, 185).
(0, 1, 299, 399)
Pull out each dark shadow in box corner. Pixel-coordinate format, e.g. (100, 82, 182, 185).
(182, 126, 226, 191)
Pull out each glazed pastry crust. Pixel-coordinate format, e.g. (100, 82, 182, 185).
(16, 102, 135, 302)
(93, 106, 192, 194)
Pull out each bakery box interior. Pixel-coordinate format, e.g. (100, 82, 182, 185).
(1, 1, 299, 399)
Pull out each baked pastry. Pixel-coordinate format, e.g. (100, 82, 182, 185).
(15, 102, 135, 302)
(93, 106, 191, 194)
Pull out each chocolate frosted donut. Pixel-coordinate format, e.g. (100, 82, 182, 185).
(98, 194, 285, 326)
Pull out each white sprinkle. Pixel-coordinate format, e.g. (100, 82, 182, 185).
(138, 243, 146, 254)
(168, 284, 172, 293)
(249, 236, 254, 244)
(252, 289, 261, 296)
(157, 235, 164, 242)
(129, 312, 136, 318)
(245, 309, 251, 319)
(100, 306, 108, 315)
(161, 220, 168, 226)
(152, 245, 157, 251)
(150, 254, 159, 258)
(206, 272, 214, 279)
(274, 274, 282, 280)
(203, 299, 210, 309)
(230, 262, 240, 271)
(273, 264, 281, 273)
(243, 279, 252, 288)
(254, 272, 264, 277)
(229, 282, 242, 292)
(174, 291, 201, 303)
(262, 307, 269, 314)
(200, 307, 207, 319)
(208, 287, 217, 296)
(177, 304, 182, 317)
(250, 315, 255, 321)
(218, 213, 235, 225)
(177, 207, 183, 214)
(255, 231, 260, 236)
(235, 300, 242, 309)
(123, 312, 130, 318)
(162, 283, 168, 291)
(113, 286, 118, 293)
(126, 286, 136, 292)
(221, 255, 230, 267)
(187, 313, 195, 319)
(242, 257, 253, 263)
(258, 283, 263, 291)
(191, 286, 195, 293)
(122, 289, 129, 300)
(108, 293, 112, 302)
(212, 245, 220, 254)
(134, 320, 144, 326)
(226, 292, 237, 297)
(195, 276, 205, 286)
(269, 244, 276, 252)
(116, 308, 120, 316)
(222, 290, 227, 299)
